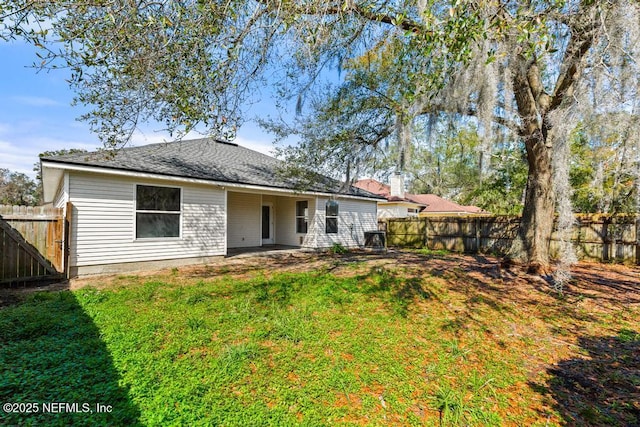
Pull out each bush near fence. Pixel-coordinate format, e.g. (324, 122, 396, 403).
(380, 214, 640, 265)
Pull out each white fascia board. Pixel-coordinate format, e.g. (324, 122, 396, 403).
(40, 161, 381, 202)
(378, 200, 425, 208)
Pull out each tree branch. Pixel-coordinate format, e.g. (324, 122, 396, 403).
(415, 99, 522, 135)
(253, 0, 427, 34)
(549, 5, 603, 111)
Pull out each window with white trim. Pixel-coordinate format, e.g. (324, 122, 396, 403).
(135, 185, 181, 238)
(325, 200, 338, 234)
(296, 200, 308, 233)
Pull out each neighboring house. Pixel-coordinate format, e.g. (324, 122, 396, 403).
(41, 138, 382, 276)
(354, 176, 486, 218)
(353, 176, 425, 218)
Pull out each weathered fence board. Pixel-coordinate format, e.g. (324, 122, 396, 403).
(380, 214, 640, 265)
(0, 205, 65, 285)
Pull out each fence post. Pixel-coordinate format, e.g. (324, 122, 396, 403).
(64, 202, 72, 279)
(636, 217, 640, 266)
(474, 217, 481, 253)
(423, 217, 429, 249)
(602, 217, 610, 262)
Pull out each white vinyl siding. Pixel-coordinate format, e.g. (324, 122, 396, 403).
(53, 176, 68, 209)
(68, 172, 225, 267)
(274, 197, 314, 247)
(274, 197, 295, 246)
(377, 202, 422, 218)
(304, 197, 377, 248)
(227, 191, 261, 248)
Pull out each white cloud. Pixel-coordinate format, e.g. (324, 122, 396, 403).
(233, 135, 276, 156)
(129, 130, 172, 146)
(0, 136, 98, 178)
(0, 140, 42, 175)
(11, 96, 62, 107)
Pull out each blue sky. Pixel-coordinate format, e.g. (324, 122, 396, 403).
(0, 40, 278, 179)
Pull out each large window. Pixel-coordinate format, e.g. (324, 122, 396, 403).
(325, 200, 338, 234)
(135, 185, 181, 239)
(296, 200, 308, 234)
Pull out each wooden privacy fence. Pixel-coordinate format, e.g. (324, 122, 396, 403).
(380, 214, 640, 265)
(0, 205, 67, 284)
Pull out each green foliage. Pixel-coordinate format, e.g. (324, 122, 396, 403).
(328, 242, 348, 254)
(463, 144, 528, 215)
(433, 384, 463, 423)
(407, 125, 528, 214)
(570, 123, 638, 214)
(617, 328, 639, 343)
(0, 168, 38, 206)
(414, 248, 451, 257)
(1, 0, 487, 150)
(408, 126, 482, 196)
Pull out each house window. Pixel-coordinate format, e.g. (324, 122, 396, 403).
(296, 200, 308, 233)
(325, 200, 339, 234)
(135, 185, 181, 238)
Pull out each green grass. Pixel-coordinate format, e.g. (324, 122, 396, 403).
(1, 260, 637, 426)
(413, 247, 451, 257)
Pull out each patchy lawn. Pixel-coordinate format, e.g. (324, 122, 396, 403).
(1, 250, 638, 426)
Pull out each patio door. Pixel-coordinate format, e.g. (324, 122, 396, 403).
(261, 204, 275, 245)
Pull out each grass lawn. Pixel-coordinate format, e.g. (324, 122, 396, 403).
(1, 251, 639, 426)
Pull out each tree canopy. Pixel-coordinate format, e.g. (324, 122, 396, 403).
(0, 169, 38, 206)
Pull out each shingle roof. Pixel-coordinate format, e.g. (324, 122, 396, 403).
(353, 178, 392, 198)
(405, 193, 485, 214)
(43, 138, 382, 199)
(353, 178, 485, 213)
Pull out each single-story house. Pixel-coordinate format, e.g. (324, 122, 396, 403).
(354, 176, 487, 218)
(41, 138, 382, 276)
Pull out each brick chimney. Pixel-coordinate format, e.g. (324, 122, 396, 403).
(389, 173, 405, 199)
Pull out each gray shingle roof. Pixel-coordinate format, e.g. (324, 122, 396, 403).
(43, 138, 382, 199)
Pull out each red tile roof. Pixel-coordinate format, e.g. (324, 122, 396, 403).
(405, 193, 484, 213)
(354, 179, 486, 214)
(352, 178, 391, 197)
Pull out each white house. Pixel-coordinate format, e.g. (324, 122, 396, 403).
(40, 138, 382, 277)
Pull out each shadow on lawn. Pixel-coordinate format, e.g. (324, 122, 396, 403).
(0, 290, 141, 426)
(531, 331, 640, 426)
(388, 251, 640, 331)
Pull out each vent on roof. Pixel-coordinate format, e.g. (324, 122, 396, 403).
(216, 139, 239, 147)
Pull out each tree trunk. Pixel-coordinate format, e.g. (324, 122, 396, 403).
(509, 57, 556, 272)
(517, 129, 555, 274)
